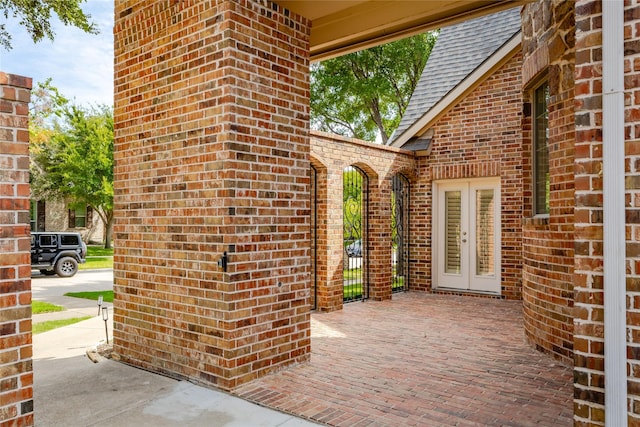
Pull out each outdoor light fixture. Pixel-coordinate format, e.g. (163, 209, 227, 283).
(102, 306, 109, 344)
(97, 295, 103, 316)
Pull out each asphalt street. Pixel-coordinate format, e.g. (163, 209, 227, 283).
(31, 268, 114, 303)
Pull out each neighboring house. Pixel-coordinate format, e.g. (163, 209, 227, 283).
(30, 199, 104, 244)
(389, 8, 524, 299)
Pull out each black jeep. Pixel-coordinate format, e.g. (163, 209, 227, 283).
(31, 232, 87, 277)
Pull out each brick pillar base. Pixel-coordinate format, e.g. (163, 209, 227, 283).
(113, 0, 311, 390)
(0, 72, 33, 426)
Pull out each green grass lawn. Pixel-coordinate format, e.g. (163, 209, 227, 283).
(343, 267, 362, 280)
(64, 290, 114, 303)
(87, 246, 114, 257)
(80, 246, 114, 270)
(80, 257, 113, 270)
(33, 317, 92, 334)
(32, 301, 65, 314)
(393, 276, 405, 289)
(343, 283, 363, 300)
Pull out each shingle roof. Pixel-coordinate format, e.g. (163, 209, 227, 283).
(389, 7, 521, 146)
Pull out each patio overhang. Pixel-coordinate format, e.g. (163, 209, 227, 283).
(275, 0, 530, 61)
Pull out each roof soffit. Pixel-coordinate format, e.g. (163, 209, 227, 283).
(274, 0, 531, 61)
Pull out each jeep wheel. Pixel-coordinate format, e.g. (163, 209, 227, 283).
(39, 270, 56, 276)
(55, 257, 78, 277)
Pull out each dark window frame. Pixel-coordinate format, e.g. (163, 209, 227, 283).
(533, 81, 549, 216)
(68, 205, 92, 228)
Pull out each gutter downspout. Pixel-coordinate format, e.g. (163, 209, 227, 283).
(602, 1, 627, 425)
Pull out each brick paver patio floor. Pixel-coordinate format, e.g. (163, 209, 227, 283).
(234, 293, 573, 426)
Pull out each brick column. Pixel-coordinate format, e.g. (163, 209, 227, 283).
(573, 1, 605, 423)
(368, 176, 393, 301)
(408, 158, 433, 292)
(574, 1, 640, 424)
(0, 72, 33, 426)
(113, 0, 311, 390)
(317, 165, 345, 311)
(310, 157, 344, 312)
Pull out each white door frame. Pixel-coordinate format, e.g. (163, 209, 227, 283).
(432, 177, 501, 295)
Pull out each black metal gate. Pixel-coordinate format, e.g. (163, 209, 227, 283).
(392, 174, 409, 292)
(343, 166, 368, 302)
(310, 165, 317, 310)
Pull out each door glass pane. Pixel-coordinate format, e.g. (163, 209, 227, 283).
(445, 191, 461, 274)
(476, 189, 495, 276)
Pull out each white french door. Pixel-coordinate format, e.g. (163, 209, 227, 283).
(433, 178, 501, 294)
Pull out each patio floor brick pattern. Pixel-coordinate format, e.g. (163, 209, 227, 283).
(234, 293, 573, 426)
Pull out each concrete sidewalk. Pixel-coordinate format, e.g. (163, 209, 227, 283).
(33, 312, 322, 426)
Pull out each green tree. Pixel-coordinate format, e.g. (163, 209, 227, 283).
(1, 0, 98, 50)
(311, 31, 438, 144)
(30, 85, 114, 248)
(29, 79, 69, 194)
(343, 168, 363, 242)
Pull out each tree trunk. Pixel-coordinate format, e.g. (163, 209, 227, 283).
(104, 216, 113, 249)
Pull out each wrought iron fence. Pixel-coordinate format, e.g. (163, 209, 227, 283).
(392, 174, 409, 292)
(343, 166, 368, 302)
(310, 165, 318, 310)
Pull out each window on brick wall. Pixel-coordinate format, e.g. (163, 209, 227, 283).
(533, 81, 549, 215)
(68, 205, 92, 228)
(30, 200, 46, 231)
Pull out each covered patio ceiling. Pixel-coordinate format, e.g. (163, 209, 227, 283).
(275, 0, 530, 61)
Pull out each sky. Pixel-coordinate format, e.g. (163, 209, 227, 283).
(0, 1, 114, 107)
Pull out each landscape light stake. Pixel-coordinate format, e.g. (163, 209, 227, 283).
(102, 306, 109, 344)
(97, 295, 103, 316)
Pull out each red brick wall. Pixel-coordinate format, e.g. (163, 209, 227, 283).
(113, 0, 311, 390)
(0, 72, 33, 426)
(574, 0, 640, 424)
(572, 8, 603, 389)
(409, 51, 524, 299)
(310, 132, 415, 311)
(520, 0, 575, 363)
(623, 3, 640, 422)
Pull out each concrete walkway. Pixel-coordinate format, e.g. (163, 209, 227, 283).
(32, 274, 321, 427)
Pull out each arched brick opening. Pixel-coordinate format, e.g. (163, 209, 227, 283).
(309, 132, 415, 309)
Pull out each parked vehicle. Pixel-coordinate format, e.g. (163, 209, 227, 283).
(346, 239, 362, 257)
(31, 232, 87, 277)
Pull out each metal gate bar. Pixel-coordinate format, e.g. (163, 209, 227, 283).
(392, 174, 409, 293)
(343, 166, 367, 302)
(310, 165, 317, 310)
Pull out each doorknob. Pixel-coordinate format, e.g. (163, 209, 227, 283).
(462, 239, 467, 243)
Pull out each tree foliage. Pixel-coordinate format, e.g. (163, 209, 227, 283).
(311, 31, 438, 144)
(30, 81, 114, 248)
(1, 0, 98, 50)
(343, 168, 363, 242)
